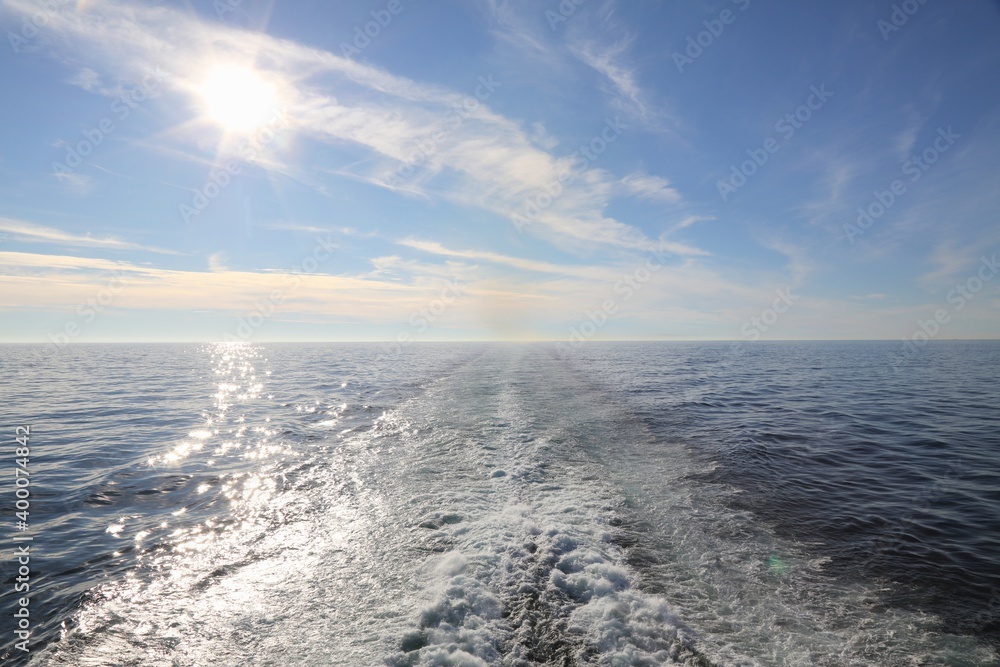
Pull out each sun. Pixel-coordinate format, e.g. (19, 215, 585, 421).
(197, 65, 279, 133)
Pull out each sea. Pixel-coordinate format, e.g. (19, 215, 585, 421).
(0, 341, 998, 666)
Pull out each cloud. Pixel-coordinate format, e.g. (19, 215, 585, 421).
(4, 239, 912, 339)
(0, 218, 181, 255)
(367, 254, 478, 282)
(208, 252, 228, 272)
(0, 0, 667, 253)
(67, 67, 103, 93)
(894, 105, 924, 161)
(920, 241, 983, 285)
(51, 169, 95, 194)
(256, 221, 367, 239)
(0, 251, 131, 273)
(758, 238, 813, 285)
(482, 0, 555, 59)
(573, 37, 650, 120)
(654, 237, 710, 257)
(398, 238, 617, 279)
(0, 250, 459, 320)
(564, 5, 677, 135)
(530, 121, 559, 150)
(670, 215, 712, 233)
(621, 172, 682, 203)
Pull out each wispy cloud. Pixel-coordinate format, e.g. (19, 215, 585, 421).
(758, 238, 813, 286)
(0, 0, 671, 253)
(208, 251, 228, 272)
(621, 172, 682, 204)
(564, 3, 677, 135)
(256, 220, 371, 239)
(0, 250, 459, 320)
(0, 251, 132, 273)
(920, 241, 982, 286)
(670, 215, 712, 233)
(654, 236, 710, 257)
(0, 218, 181, 255)
(572, 37, 650, 121)
(529, 121, 559, 150)
(51, 169, 95, 194)
(66, 67, 105, 94)
(895, 107, 924, 161)
(482, 0, 555, 59)
(399, 238, 616, 279)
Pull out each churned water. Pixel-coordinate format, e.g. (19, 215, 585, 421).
(0, 341, 997, 666)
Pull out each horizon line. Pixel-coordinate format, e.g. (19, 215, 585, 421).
(2, 338, 999, 345)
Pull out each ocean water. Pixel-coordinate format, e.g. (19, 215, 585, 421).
(0, 341, 998, 666)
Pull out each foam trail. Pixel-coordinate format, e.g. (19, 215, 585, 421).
(382, 346, 715, 665)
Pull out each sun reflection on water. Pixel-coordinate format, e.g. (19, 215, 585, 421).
(44, 342, 385, 665)
(122, 343, 300, 589)
(147, 343, 289, 467)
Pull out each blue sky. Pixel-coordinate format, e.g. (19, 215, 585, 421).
(1, 0, 998, 343)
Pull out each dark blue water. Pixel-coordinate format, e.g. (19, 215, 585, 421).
(568, 341, 1000, 650)
(0, 341, 997, 665)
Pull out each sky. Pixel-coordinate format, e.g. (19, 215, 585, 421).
(1, 0, 999, 344)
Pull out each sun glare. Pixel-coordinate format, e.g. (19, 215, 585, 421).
(198, 65, 279, 133)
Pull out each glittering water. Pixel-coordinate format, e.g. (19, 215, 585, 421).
(0, 342, 997, 666)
